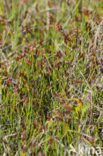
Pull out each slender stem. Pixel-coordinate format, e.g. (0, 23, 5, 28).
(2, 0, 9, 16)
(78, 0, 82, 14)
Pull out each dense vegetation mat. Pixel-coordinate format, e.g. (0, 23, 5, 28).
(0, 0, 103, 155)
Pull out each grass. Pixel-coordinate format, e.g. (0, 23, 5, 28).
(0, 0, 103, 155)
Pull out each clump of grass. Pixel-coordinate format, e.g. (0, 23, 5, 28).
(0, 0, 103, 155)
